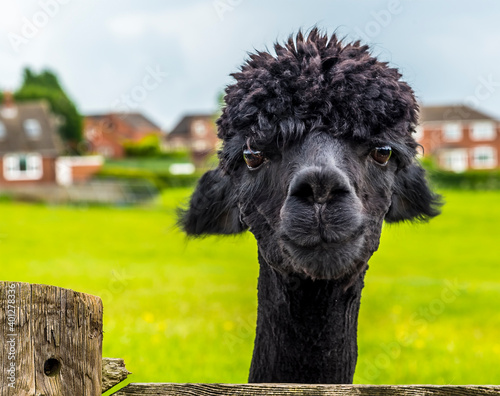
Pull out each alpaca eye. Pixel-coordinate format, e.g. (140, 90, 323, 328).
(243, 149, 265, 170)
(370, 146, 392, 166)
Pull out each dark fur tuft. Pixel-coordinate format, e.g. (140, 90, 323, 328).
(178, 169, 247, 235)
(385, 163, 443, 223)
(217, 28, 418, 171)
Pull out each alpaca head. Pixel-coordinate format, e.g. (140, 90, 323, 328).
(180, 29, 441, 281)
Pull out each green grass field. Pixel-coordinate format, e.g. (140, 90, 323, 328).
(0, 189, 499, 388)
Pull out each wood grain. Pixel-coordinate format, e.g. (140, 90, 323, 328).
(111, 383, 500, 396)
(2, 281, 498, 396)
(0, 282, 35, 395)
(102, 358, 131, 393)
(0, 281, 103, 395)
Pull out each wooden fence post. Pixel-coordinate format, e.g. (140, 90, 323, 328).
(0, 281, 103, 395)
(2, 281, 499, 396)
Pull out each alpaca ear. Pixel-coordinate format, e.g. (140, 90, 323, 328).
(385, 163, 442, 223)
(179, 168, 247, 235)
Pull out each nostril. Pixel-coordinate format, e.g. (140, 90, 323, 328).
(290, 181, 315, 203)
(289, 167, 351, 205)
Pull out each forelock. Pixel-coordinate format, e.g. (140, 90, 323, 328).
(217, 28, 419, 169)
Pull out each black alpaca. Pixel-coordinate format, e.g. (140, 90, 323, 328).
(180, 29, 441, 384)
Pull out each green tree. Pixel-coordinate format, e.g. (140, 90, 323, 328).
(14, 68, 83, 151)
(213, 90, 225, 123)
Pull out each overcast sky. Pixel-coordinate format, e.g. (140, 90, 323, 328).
(1, 0, 500, 131)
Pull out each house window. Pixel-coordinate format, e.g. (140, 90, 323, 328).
(472, 146, 497, 169)
(193, 121, 207, 137)
(413, 126, 423, 142)
(442, 123, 462, 142)
(471, 122, 496, 141)
(0, 107, 18, 119)
(85, 127, 98, 140)
(440, 149, 468, 172)
(0, 121, 6, 140)
(3, 153, 43, 180)
(24, 119, 42, 139)
(97, 146, 114, 158)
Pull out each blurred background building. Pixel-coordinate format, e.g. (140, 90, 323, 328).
(418, 105, 500, 172)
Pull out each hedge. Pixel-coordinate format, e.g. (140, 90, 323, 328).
(428, 169, 500, 190)
(96, 167, 202, 189)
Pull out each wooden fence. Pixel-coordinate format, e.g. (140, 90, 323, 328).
(1, 281, 499, 395)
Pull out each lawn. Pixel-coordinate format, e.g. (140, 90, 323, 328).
(0, 189, 499, 388)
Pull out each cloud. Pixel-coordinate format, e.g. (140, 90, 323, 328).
(105, 2, 238, 83)
(107, 2, 220, 42)
(107, 13, 149, 39)
(0, 3, 23, 32)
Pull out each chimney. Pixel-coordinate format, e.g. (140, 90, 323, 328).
(3, 91, 14, 106)
(1, 91, 18, 118)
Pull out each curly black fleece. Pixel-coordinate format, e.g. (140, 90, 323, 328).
(218, 29, 419, 171)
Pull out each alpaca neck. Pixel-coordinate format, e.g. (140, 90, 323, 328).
(248, 252, 366, 383)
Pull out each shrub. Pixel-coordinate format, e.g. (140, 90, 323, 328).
(124, 135, 161, 157)
(419, 158, 500, 189)
(96, 167, 202, 189)
(159, 150, 190, 162)
(429, 169, 500, 190)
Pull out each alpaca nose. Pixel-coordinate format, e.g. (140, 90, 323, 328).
(289, 167, 351, 205)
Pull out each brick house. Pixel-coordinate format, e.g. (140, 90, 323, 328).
(0, 98, 63, 184)
(166, 114, 219, 165)
(0, 96, 103, 186)
(417, 105, 500, 172)
(84, 112, 163, 159)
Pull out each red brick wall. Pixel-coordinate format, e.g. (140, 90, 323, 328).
(84, 115, 162, 159)
(0, 157, 56, 185)
(417, 122, 500, 170)
(84, 117, 125, 158)
(188, 118, 219, 152)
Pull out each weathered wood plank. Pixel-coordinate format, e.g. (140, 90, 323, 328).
(0, 281, 103, 395)
(111, 384, 500, 396)
(0, 282, 35, 395)
(83, 292, 104, 395)
(61, 287, 80, 392)
(32, 283, 62, 394)
(102, 358, 131, 393)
